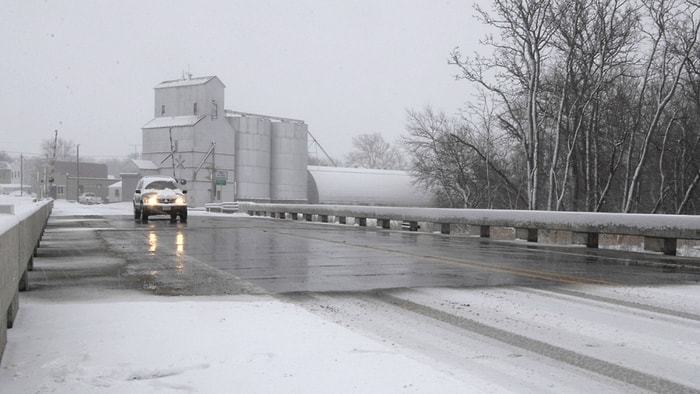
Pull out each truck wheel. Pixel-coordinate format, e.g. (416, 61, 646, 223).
(140, 204, 149, 223)
(179, 210, 188, 224)
(134, 206, 141, 220)
(170, 212, 178, 223)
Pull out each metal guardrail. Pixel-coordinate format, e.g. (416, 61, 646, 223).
(204, 202, 240, 213)
(239, 202, 700, 256)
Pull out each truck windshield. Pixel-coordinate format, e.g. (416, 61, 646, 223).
(146, 181, 177, 190)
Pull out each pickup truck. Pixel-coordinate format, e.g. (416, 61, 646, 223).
(78, 192, 103, 205)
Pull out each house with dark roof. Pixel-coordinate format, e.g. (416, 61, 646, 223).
(49, 160, 118, 201)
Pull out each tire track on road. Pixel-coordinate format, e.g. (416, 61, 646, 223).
(371, 291, 700, 394)
(520, 287, 700, 323)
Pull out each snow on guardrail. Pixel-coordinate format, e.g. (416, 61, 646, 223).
(239, 202, 700, 256)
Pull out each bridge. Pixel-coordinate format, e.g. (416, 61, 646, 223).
(1, 200, 699, 392)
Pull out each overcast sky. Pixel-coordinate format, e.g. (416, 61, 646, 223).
(1, 0, 487, 161)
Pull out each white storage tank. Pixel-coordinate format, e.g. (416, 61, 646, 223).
(270, 121, 308, 202)
(231, 116, 272, 201)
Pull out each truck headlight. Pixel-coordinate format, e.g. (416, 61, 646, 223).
(145, 196, 158, 205)
(175, 197, 187, 205)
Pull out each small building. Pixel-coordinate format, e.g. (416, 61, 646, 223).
(0, 164, 11, 184)
(107, 181, 122, 203)
(49, 161, 118, 201)
(123, 159, 160, 176)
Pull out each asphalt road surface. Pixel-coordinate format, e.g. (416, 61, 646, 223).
(29, 210, 700, 393)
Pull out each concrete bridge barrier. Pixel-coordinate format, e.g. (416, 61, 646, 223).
(240, 202, 700, 257)
(0, 198, 52, 364)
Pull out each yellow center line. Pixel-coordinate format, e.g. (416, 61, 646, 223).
(268, 229, 619, 286)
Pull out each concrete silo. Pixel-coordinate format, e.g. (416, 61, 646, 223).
(230, 115, 272, 201)
(270, 121, 308, 202)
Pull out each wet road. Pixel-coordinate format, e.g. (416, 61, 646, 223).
(29, 210, 700, 392)
(52, 212, 700, 295)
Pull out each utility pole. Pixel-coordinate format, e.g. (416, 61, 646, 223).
(48, 129, 58, 198)
(76, 144, 80, 200)
(129, 144, 140, 159)
(20, 154, 23, 197)
(211, 143, 216, 202)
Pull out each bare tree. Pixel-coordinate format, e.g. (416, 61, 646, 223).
(450, 0, 561, 210)
(403, 0, 700, 212)
(622, 0, 700, 212)
(402, 108, 468, 207)
(345, 132, 406, 170)
(672, 41, 700, 213)
(403, 107, 525, 208)
(0, 151, 12, 164)
(308, 155, 341, 167)
(40, 136, 76, 160)
(543, 0, 638, 211)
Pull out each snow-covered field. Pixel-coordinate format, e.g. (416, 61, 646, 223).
(1, 200, 699, 392)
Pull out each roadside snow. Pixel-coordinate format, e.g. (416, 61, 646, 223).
(0, 291, 469, 393)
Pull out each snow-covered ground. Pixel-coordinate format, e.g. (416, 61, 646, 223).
(1, 200, 699, 392)
(1, 291, 473, 393)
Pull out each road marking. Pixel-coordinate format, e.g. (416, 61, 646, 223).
(267, 228, 618, 286)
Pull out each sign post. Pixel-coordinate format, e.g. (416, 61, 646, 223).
(214, 171, 228, 186)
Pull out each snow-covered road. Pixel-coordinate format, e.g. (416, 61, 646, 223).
(289, 285, 700, 392)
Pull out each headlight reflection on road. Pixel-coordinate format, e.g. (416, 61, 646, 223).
(176, 232, 185, 256)
(175, 231, 186, 273)
(147, 230, 186, 272)
(148, 231, 158, 254)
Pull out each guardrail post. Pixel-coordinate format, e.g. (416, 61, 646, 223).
(305, 214, 313, 222)
(401, 221, 419, 231)
(358, 217, 367, 227)
(516, 228, 538, 242)
(378, 219, 390, 229)
(664, 238, 678, 256)
(291, 213, 299, 220)
(6, 293, 19, 329)
(320, 215, 329, 223)
(527, 229, 538, 242)
(480, 225, 490, 238)
(18, 269, 29, 291)
(440, 223, 450, 235)
(587, 233, 599, 249)
(338, 216, 346, 224)
(644, 237, 677, 256)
